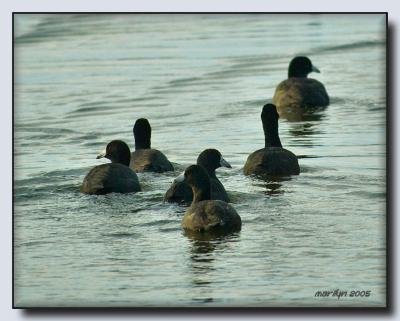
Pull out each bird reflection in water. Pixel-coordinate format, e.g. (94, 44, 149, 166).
(184, 230, 240, 305)
(264, 180, 284, 196)
(282, 107, 326, 148)
(250, 175, 293, 196)
(278, 105, 327, 122)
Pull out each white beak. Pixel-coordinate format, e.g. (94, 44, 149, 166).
(220, 156, 232, 168)
(96, 149, 107, 159)
(174, 172, 185, 183)
(311, 64, 320, 73)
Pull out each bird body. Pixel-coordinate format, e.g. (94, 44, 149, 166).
(273, 77, 329, 109)
(244, 104, 300, 177)
(131, 148, 173, 173)
(273, 56, 329, 111)
(82, 163, 140, 194)
(244, 147, 299, 176)
(81, 140, 140, 194)
(177, 165, 241, 234)
(130, 118, 174, 173)
(164, 149, 231, 204)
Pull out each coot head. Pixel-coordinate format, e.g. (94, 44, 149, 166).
(261, 104, 282, 148)
(175, 165, 211, 202)
(262, 103, 280, 121)
(288, 56, 320, 78)
(197, 149, 231, 174)
(96, 140, 131, 166)
(133, 118, 151, 149)
(176, 164, 209, 187)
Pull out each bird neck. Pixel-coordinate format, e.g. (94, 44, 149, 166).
(134, 136, 151, 150)
(119, 156, 131, 167)
(110, 153, 131, 166)
(263, 123, 282, 148)
(288, 71, 308, 78)
(191, 180, 211, 203)
(200, 164, 217, 178)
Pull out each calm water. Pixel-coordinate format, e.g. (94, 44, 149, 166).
(13, 14, 386, 307)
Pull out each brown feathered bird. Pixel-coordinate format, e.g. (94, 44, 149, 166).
(244, 104, 300, 177)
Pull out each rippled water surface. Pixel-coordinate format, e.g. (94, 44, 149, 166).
(13, 14, 386, 307)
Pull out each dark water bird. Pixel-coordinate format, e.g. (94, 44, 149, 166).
(244, 104, 300, 177)
(177, 165, 241, 233)
(164, 149, 231, 204)
(130, 118, 174, 173)
(81, 140, 141, 194)
(272, 56, 329, 111)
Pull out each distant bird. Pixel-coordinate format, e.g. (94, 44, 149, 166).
(81, 140, 141, 194)
(177, 165, 241, 233)
(130, 118, 174, 173)
(164, 149, 231, 204)
(244, 104, 300, 176)
(273, 56, 329, 110)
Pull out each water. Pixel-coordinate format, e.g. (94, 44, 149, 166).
(13, 14, 386, 307)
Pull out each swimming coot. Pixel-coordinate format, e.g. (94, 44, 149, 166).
(273, 56, 329, 110)
(130, 118, 174, 173)
(177, 165, 241, 233)
(244, 104, 300, 176)
(81, 140, 141, 194)
(164, 149, 231, 204)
